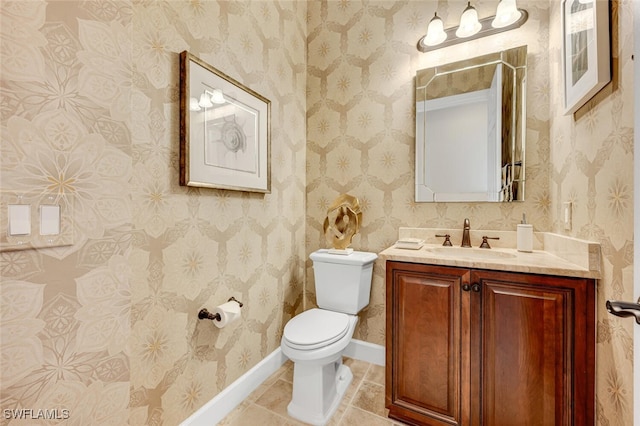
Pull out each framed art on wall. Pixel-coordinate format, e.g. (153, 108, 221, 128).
(179, 51, 271, 193)
(561, 0, 611, 115)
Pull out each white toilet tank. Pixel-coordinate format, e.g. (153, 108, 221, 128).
(310, 249, 378, 314)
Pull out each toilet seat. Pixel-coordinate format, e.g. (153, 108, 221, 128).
(283, 308, 350, 350)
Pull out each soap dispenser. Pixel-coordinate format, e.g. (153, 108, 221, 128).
(517, 213, 533, 252)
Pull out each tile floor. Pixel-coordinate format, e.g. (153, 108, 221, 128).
(218, 357, 407, 426)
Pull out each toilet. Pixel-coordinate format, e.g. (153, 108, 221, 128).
(281, 249, 378, 425)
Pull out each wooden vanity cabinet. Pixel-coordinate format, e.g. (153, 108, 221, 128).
(385, 261, 596, 426)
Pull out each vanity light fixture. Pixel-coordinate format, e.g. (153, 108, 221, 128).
(418, 0, 528, 53)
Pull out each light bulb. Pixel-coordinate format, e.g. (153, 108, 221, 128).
(423, 13, 447, 47)
(492, 0, 522, 28)
(456, 2, 481, 38)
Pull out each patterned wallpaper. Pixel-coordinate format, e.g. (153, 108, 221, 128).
(306, 1, 633, 425)
(548, 1, 635, 424)
(306, 0, 551, 343)
(0, 0, 635, 425)
(1, 1, 306, 424)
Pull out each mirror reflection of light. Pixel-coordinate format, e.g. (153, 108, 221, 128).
(209, 89, 225, 104)
(199, 93, 213, 108)
(189, 97, 201, 111)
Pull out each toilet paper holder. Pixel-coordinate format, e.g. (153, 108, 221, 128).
(198, 297, 243, 322)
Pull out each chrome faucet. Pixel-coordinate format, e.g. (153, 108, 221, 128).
(461, 218, 471, 247)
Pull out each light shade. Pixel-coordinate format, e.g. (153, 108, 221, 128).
(455, 2, 481, 38)
(198, 93, 213, 108)
(189, 97, 201, 111)
(491, 0, 522, 28)
(423, 13, 447, 46)
(210, 89, 225, 104)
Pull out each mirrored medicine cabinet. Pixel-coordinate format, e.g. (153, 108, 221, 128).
(415, 45, 527, 202)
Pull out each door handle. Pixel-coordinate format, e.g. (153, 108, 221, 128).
(605, 300, 640, 324)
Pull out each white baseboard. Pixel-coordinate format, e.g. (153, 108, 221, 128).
(344, 339, 385, 366)
(180, 348, 288, 426)
(180, 339, 385, 425)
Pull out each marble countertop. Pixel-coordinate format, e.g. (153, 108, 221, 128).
(379, 228, 602, 279)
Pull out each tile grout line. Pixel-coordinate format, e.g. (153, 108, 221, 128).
(336, 361, 373, 425)
(247, 365, 290, 404)
(348, 405, 395, 424)
(220, 360, 391, 425)
(266, 404, 306, 426)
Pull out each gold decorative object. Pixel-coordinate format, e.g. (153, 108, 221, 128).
(323, 194, 362, 250)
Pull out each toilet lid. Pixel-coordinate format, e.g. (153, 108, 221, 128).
(283, 309, 350, 350)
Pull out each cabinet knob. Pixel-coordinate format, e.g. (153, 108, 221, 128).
(462, 284, 471, 292)
(471, 283, 481, 292)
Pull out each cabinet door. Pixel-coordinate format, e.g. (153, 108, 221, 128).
(472, 270, 595, 426)
(386, 261, 471, 426)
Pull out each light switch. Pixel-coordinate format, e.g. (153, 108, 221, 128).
(8, 204, 31, 236)
(40, 205, 61, 235)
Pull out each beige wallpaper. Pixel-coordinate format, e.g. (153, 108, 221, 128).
(306, 0, 551, 343)
(306, 1, 633, 425)
(548, 1, 635, 424)
(1, 0, 307, 424)
(0, 0, 635, 425)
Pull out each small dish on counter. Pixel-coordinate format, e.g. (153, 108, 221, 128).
(394, 237, 424, 250)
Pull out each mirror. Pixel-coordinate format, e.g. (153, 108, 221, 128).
(415, 45, 527, 202)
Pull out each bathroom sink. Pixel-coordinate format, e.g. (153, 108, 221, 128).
(424, 246, 517, 260)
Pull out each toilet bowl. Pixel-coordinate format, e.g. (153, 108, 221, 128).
(280, 249, 377, 426)
(281, 308, 359, 425)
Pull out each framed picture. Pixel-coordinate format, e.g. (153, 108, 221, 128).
(561, 0, 610, 115)
(179, 51, 271, 193)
